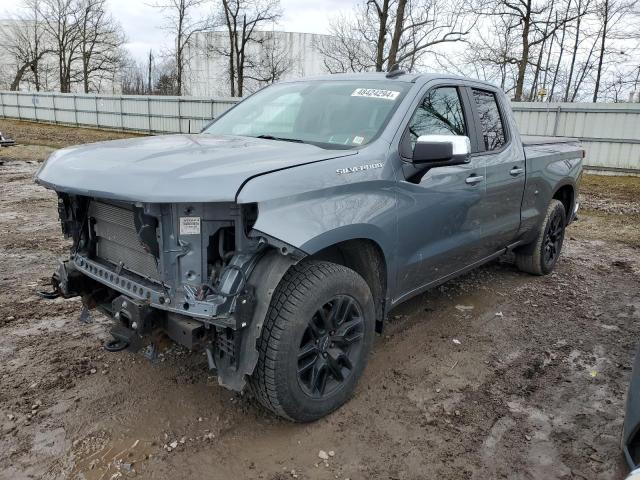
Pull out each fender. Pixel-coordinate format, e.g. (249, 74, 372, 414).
(236, 145, 399, 301)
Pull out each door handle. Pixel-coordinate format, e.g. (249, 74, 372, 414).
(465, 175, 484, 185)
(510, 167, 525, 176)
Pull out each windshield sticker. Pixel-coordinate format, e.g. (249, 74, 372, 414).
(351, 88, 400, 100)
(352, 136, 365, 145)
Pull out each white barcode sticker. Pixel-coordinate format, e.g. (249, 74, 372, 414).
(180, 216, 201, 235)
(351, 88, 400, 100)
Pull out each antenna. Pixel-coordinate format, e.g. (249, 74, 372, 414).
(386, 63, 405, 78)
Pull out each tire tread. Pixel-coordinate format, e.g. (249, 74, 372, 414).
(516, 199, 566, 275)
(248, 261, 358, 420)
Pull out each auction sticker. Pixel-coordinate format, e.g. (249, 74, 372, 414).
(351, 88, 400, 100)
(180, 216, 201, 235)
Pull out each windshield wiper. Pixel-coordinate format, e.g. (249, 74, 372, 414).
(255, 134, 305, 143)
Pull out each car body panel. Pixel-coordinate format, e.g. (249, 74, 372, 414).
(35, 133, 357, 203)
(471, 88, 527, 252)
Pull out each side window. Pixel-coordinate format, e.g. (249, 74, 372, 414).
(471, 89, 506, 151)
(405, 87, 467, 152)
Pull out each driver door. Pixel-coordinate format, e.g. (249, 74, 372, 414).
(394, 85, 489, 302)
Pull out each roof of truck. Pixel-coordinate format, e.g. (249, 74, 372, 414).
(283, 71, 501, 91)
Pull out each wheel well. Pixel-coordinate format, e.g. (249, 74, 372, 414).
(308, 239, 387, 332)
(553, 185, 574, 219)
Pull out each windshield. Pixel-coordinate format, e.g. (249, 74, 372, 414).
(203, 80, 410, 149)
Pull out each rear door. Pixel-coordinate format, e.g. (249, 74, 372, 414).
(466, 87, 525, 251)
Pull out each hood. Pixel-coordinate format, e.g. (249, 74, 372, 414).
(35, 134, 357, 202)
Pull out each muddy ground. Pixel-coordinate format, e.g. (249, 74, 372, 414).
(1, 119, 639, 480)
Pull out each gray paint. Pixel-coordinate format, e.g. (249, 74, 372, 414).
(236, 74, 582, 307)
(36, 134, 356, 202)
(36, 72, 583, 331)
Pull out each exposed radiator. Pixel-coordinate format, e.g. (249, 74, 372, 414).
(89, 200, 159, 280)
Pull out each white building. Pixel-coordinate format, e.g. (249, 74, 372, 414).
(184, 30, 332, 97)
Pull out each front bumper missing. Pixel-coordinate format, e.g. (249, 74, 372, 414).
(47, 249, 298, 392)
(70, 254, 251, 329)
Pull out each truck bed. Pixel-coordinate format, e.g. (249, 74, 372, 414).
(521, 135, 579, 146)
(522, 135, 583, 163)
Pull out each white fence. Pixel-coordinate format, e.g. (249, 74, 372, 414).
(512, 102, 640, 173)
(0, 91, 239, 134)
(0, 91, 638, 172)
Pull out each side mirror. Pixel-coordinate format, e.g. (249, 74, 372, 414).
(412, 135, 471, 166)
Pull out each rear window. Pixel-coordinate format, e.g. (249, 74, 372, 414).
(471, 89, 506, 151)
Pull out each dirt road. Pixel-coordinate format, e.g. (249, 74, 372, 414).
(1, 120, 639, 480)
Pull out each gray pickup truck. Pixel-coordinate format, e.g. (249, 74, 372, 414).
(36, 71, 583, 421)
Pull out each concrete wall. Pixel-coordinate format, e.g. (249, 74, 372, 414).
(183, 30, 331, 97)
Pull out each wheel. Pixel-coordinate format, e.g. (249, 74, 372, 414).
(249, 261, 375, 422)
(516, 199, 567, 275)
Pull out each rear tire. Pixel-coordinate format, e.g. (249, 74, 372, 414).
(249, 261, 375, 422)
(516, 199, 567, 275)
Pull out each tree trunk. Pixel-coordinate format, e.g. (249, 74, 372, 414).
(176, 55, 182, 95)
(10, 63, 31, 91)
(564, 0, 582, 102)
(176, 0, 185, 96)
(593, 0, 608, 102)
(236, 15, 246, 96)
(541, 22, 556, 93)
(83, 55, 90, 93)
(373, 0, 389, 71)
(514, 7, 531, 101)
(549, 0, 571, 101)
(222, 0, 236, 96)
(387, 0, 406, 70)
(528, 7, 554, 101)
(528, 39, 546, 100)
(148, 50, 153, 94)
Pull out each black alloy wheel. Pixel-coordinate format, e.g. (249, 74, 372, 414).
(543, 209, 565, 267)
(297, 295, 365, 398)
(249, 261, 375, 422)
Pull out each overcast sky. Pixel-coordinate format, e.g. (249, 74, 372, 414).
(0, 0, 359, 60)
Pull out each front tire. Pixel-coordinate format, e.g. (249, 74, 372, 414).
(516, 199, 567, 275)
(249, 261, 375, 422)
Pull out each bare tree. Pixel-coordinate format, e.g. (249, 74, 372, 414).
(242, 31, 292, 91)
(38, 0, 85, 92)
(369, 0, 392, 71)
(120, 51, 146, 94)
(147, 50, 154, 94)
(592, 0, 638, 101)
(153, 56, 179, 94)
(152, 0, 214, 95)
(481, 0, 586, 101)
(76, 0, 126, 93)
(0, 0, 52, 91)
(316, 0, 475, 74)
(217, 0, 282, 97)
(446, 14, 519, 92)
(314, 13, 378, 73)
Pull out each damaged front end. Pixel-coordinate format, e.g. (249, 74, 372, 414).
(47, 193, 299, 391)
